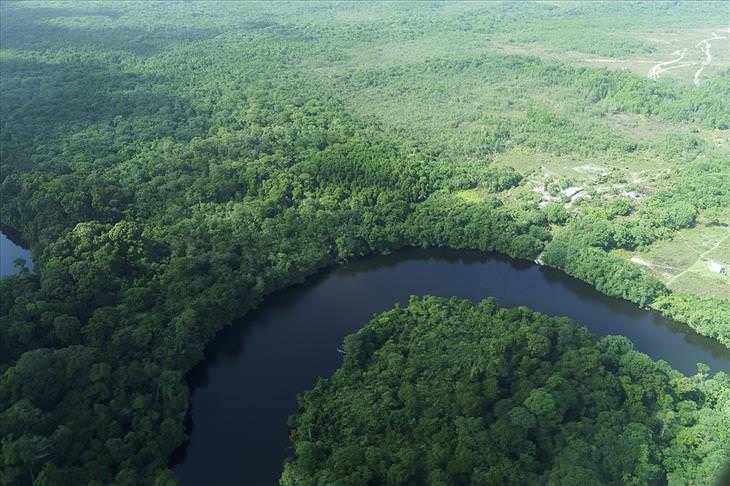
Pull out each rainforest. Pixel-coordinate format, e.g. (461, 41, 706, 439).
(0, 2, 729, 485)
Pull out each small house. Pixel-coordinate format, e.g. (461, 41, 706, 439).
(708, 261, 726, 275)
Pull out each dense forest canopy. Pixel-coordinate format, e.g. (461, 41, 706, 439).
(283, 297, 730, 485)
(0, 1, 729, 484)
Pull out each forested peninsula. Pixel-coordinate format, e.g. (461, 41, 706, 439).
(1, 2, 729, 484)
(283, 297, 730, 485)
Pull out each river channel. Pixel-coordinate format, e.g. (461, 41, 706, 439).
(171, 248, 730, 485)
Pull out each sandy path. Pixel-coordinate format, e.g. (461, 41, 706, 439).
(630, 256, 677, 270)
(646, 27, 728, 85)
(659, 62, 693, 73)
(693, 31, 725, 86)
(648, 48, 687, 80)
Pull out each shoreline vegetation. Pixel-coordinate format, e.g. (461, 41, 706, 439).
(1, 2, 728, 484)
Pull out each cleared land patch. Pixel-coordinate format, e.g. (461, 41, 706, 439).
(619, 224, 730, 299)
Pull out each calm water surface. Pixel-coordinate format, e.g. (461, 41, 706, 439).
(0, 228, 33, 276)
(172, 248, 730, 486)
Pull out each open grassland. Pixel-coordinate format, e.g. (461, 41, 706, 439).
(509, 26, 730, 84)
(617, 224, 730, 299)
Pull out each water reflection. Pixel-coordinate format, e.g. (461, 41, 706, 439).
(0, 227, 33, 277)
(172, 247, 730, 486)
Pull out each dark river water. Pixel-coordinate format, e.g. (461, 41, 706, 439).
(171, 248, 730, 486)
(0, 228, 33, 276)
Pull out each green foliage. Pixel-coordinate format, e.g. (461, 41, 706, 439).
(545, 203, 570, 225)
(653, 293, 730, 349)
(548, 154, 728, 252)
(542, 235, 667, 307)
(283, 297, 730, 485)
(405, 192, 545, 260)
(0, 1, 728, 483)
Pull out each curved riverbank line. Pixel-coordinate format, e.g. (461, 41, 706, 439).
(172, 248, 730, 485)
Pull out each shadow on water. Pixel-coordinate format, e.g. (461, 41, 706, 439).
(0, 226, 34, 276)
(171, 247, 730, 486)
(538, 264, 730, 359)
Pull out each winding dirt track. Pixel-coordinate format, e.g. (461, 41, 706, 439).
(693, 31, 725, 86)
(648, 28, 728, 85)
(648, 48, 687, 80)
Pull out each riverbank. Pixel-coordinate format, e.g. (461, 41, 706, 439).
(171, 247, 730, 485)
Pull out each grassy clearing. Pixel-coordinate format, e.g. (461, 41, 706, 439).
(671, 270, 729, 298)
(454, 188, 489, 204)
(572, 27, 730, 82)
(490, 145, 680, 211)
(606, 113, 691, 143)
(618, 224, 730, 299)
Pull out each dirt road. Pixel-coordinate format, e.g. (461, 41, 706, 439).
(693, 31, 725, 86)
(648, 48, 687, 80)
